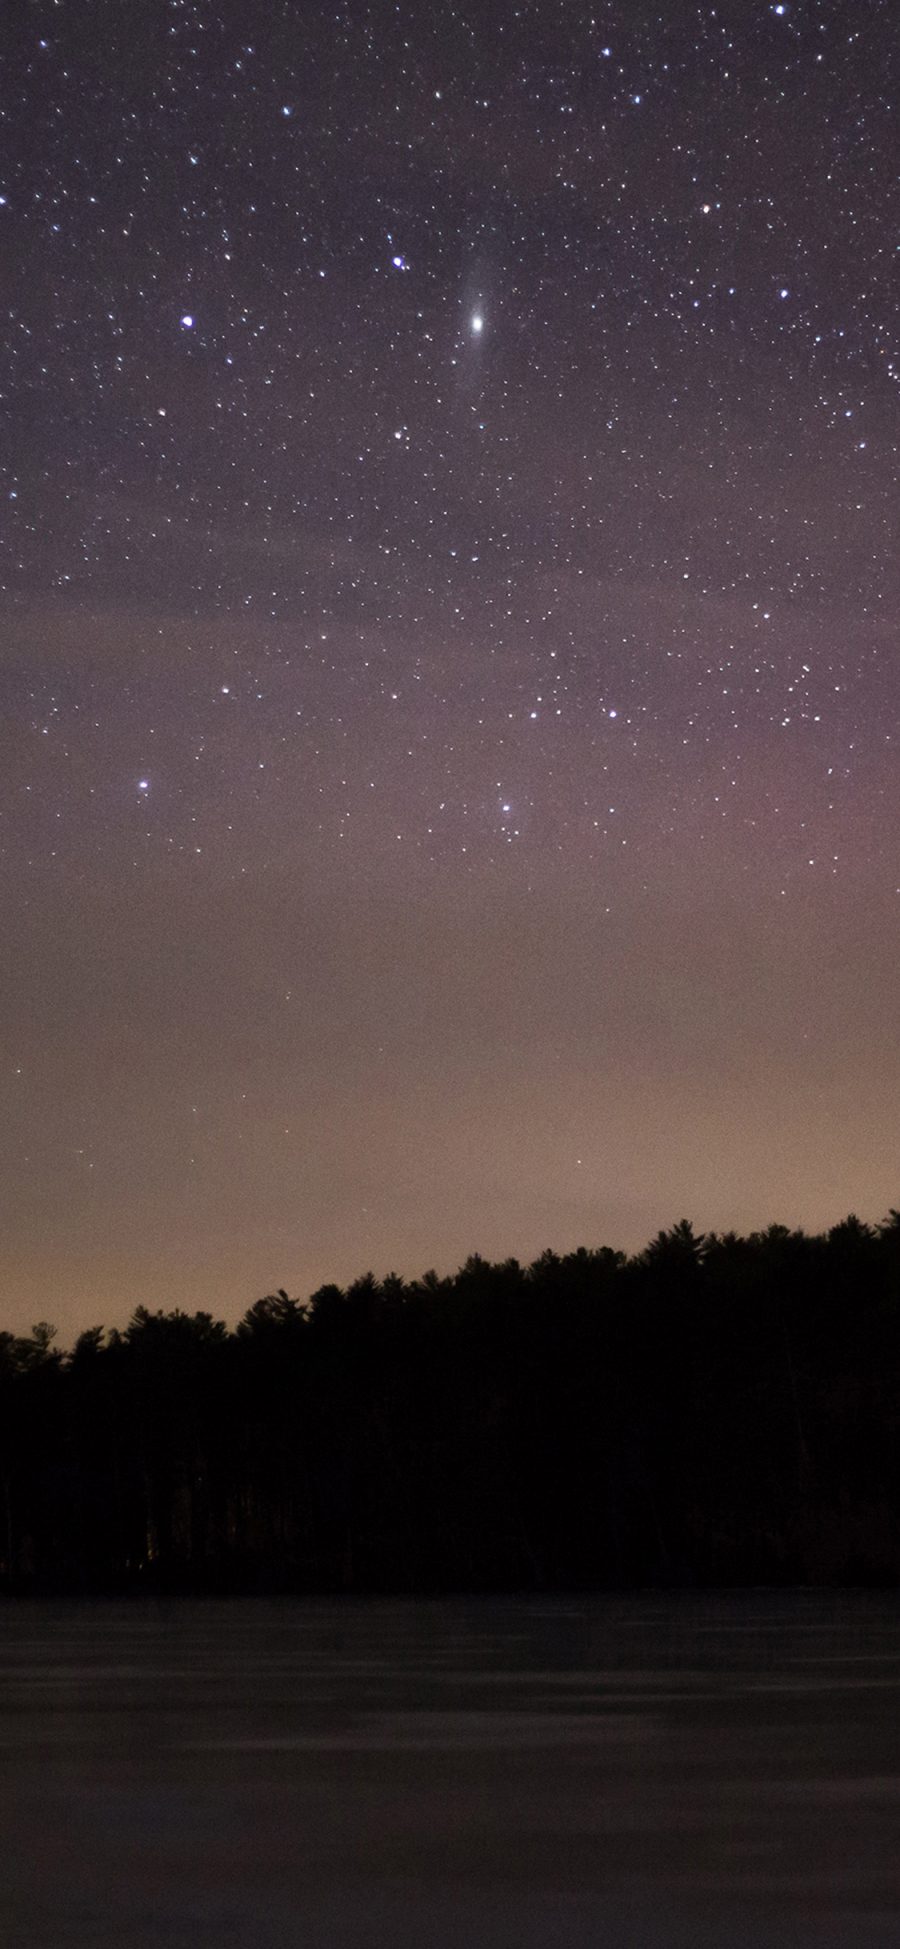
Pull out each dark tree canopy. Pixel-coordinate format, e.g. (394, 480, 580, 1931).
(2, 1212, 899, 1595)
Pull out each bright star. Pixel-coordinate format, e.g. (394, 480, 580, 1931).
(180, 313, 194, 328)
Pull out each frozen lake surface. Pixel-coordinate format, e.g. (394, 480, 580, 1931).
(2, 1593, 900, 1946)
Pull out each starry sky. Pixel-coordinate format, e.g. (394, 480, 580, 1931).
(2, 0, 898, 1337)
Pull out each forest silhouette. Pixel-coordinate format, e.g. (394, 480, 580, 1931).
(3, 1212, 899, 1595)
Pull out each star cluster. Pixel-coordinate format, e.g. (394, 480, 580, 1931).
(1, 0, 897, 1332)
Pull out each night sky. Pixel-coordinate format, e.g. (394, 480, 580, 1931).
(2, 0, 897, 1338)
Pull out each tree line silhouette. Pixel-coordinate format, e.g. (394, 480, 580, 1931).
(2, 1212, 899, 1594)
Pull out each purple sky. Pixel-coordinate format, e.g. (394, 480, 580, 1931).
(1, 0, 897, 1336)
